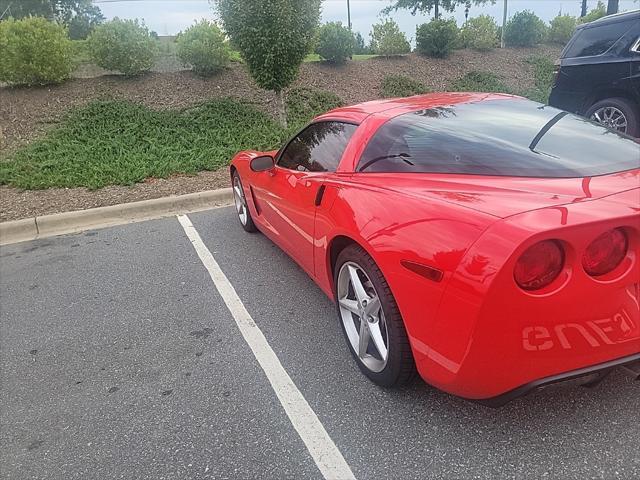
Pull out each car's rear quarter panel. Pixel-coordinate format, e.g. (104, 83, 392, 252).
(432, 189, 640, 399)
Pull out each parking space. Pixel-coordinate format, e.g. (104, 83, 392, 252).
(1, 206, 639, 479)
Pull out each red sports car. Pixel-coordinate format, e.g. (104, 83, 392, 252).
(229, 93, 640, 405)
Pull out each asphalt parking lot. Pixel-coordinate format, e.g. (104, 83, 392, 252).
(1, 206, 639, 480)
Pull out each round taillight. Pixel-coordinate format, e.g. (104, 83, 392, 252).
(582, 228, 628, 277)
(514, 240, 564, 291)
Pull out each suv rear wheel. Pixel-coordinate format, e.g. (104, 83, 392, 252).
(585, 97, 639, 137)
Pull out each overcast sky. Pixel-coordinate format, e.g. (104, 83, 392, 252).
(95, 0, 640, 38)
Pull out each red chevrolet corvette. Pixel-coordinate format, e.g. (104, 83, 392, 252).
(229, 93, 640, 405)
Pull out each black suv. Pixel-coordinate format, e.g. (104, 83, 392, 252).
(549, 10, 640, 136)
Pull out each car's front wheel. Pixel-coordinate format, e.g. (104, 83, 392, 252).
(232, 172, 257, 233)
(334, 244, 416, 387)
(585, 97, 639, 137)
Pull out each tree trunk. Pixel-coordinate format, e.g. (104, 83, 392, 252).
(275, 90, 287, 128)
(607, 0, 619, 14)
(434, 0, 439, 19)
(580, 0, 587, 17)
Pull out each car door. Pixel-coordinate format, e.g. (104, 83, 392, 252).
(251, 121, 358, 275)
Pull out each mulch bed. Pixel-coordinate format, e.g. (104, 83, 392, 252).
(0, 45, 561, 222)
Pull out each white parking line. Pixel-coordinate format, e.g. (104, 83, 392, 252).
(177, 214, 356, 480)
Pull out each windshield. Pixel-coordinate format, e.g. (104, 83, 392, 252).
(357, 99, 640, 178)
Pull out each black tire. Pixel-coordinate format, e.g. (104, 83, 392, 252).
(334, 244, 416, 387)
(232, 172, 257, 233)
(585, 97, 640, 137)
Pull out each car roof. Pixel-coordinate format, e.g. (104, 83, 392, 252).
(315, 92, 518, 124)
(576, 8, 639, 30)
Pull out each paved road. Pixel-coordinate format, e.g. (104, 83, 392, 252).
(1, 206, 639, 480)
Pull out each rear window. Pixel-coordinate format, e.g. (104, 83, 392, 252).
(563, 19, 636, 57)
(357, 99, 640, 178)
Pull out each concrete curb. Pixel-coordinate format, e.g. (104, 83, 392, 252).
(0, 188, 233, 246)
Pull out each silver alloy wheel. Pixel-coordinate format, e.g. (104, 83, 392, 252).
(590, 106, 628, 133)
(337, 261, 389, 373)
(233, 176, 248, 226)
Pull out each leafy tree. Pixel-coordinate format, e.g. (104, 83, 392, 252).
(215, 0, 321, 127)
(382, 0, 494, 20)
(353, 31, 369, 54)
(369, 19, 410, 56)
(460, 14, 498, 50)
(579, 1, 606, 23)
(315, 21, 353, 63)
(0, 0, 104, 39)
(504, 10, 547, 47)
(549, 14, 576, 44)
(416, 18, 458, 57)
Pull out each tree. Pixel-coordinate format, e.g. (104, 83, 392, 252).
(606, 0, 618, 14)
(369, 19, 411, 56)
(382, 0, 495, 19)
(579, 1, 606, 23)
(0, 0, 53, 19)
(215, 0, 321, 127)
(0, 0, 104, 39)
(580, 0, 587, 17)
(353, 31, 368, 54)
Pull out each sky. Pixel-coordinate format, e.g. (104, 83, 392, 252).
(95, 0, 640, 38)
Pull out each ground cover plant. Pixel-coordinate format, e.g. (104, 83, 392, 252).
(0, 88, 343, 190)
(381, 75, 430, 98)
(450, 71, 511, 93)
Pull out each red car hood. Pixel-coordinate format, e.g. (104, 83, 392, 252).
(352, 169, 640, 218)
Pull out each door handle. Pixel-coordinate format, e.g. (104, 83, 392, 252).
(314, 185, 326, 206)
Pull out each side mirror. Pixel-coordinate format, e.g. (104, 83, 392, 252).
(250, 155, 275, 172)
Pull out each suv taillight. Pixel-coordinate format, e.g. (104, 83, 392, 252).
(514, 240, 564, 291)
(582, 228, 628, 277)
(553, 61, 561, 87)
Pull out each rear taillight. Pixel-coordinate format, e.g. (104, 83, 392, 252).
(514, 240, 564, 291)
(582, 228, 628, 277)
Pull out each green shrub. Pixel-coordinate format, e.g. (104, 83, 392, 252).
(504, 10, 548, 47)
(0, 17, 73, 87)
(315, 22, 353, 63)
(450, 71, 510, 93)
(286, 87, 344, 129)
(176, 20, 231, 76)
(520, 55, 555, 103)
(0, 99, 285, 189)
(87, 18, 157, 76)
(579, 1, 606, 23)
(416, 18, 458, 58)
(370, 19, 410, 56)
(460, 15, 499, 51)
(549, 14, 577, 44)
(381, 75, 430, 98)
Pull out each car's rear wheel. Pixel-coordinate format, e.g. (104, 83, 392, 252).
(334, 244, 416, 387)
(232, 172, 257, 233)
(586, 97, 639, 137)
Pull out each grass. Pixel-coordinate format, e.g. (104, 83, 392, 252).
(0, 88, 343, 190)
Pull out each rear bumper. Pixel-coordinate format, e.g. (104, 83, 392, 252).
(476, 352, 640, 407)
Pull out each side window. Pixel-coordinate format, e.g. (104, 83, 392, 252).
(278, 121, 357, 172)
(564, 20, 635, 58)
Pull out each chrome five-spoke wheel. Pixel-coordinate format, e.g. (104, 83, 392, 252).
(232, 172, 257, 232)
(337, 261, 389, 373)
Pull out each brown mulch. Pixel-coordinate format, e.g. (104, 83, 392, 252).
(0, 45, 562, 222)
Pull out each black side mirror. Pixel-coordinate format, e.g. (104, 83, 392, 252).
(250, 155, 275, 172)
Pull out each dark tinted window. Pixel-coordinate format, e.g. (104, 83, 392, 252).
(278, 121, 357, 172)
(564, 19, 635, 57)
(357, 99, 640, 178)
